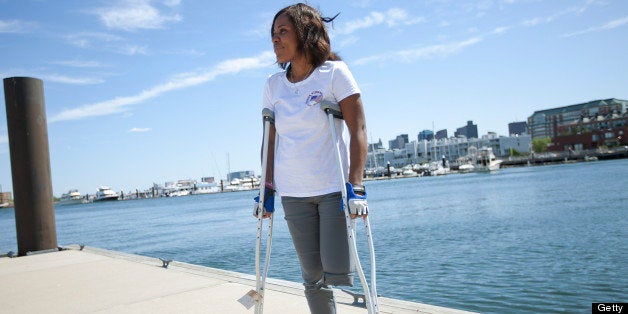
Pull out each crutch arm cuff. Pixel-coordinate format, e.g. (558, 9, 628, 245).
(346, 182, 367, 198)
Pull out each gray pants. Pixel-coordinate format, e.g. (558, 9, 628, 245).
(282, 192, 354, 314)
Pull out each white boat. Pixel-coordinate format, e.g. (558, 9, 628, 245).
(166, 189, 190, 197)
(584, 155, 598, 162)
(365, 165, 389, 178)
(429, 161, 450, 176)
(95, 186, 119, 202)
(223, 176, 259, 192)
(423, 156, 450, 176)
(401, 165, 419, 177)
(192, 184, 221, 194)
(474, 147, 502, 172)
(458, 163, 475, 173)
(59, 189, 85, 205)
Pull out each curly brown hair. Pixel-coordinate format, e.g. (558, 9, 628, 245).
(272, 3, 341, 70)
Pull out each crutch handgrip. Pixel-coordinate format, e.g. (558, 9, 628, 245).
(320, 101, 343, 119)
(262, 108, 275, 123)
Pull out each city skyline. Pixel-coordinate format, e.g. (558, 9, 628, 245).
(1, 0, 627, 196)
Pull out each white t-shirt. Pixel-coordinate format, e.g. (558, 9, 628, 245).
(263, 60, 361, 197)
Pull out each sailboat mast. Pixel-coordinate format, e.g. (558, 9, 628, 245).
(226, 152, 231, 182)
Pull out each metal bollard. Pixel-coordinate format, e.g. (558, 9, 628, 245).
(4, 77, 58, 256)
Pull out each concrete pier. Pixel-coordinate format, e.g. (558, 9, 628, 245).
(0, 245, 475, 313)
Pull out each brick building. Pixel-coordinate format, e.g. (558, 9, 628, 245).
(527, 98, 627, 152)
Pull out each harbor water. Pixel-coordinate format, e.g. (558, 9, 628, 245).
(1, 159, 626, 313)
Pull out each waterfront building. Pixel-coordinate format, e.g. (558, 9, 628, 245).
(366, 143, 388, 169)
(177, 179, 196, 187)
(551, 110, 627, 152)
(164, 179, 196, 189)
(527, 98, 627, 140)
(0, 191, 11, 206)
(201, 177, 215, 183)
(366, 133, 531, 168)
(227, 170, 255, 181)
(508, 121, 528, 136)
(455, 121, 479, 139)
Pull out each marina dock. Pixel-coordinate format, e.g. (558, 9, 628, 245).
(0, 245, 474, 313)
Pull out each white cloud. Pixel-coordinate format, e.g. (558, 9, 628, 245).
(95, 0, 182, 31)
(338, 35, 359, 48)
(604, 16, 628, 29)
(49, 51, 276, 123)
(491, 26, 511, 35)
(166, 49, 205, 57)
(129, 127, 151, 132)
(0, 19, 36, 33)
(340, 11, 385, 34)
(51, 60, 109, 68)
(120, 44, 149, 55)
(522, 1, 605, 28)
(44, 74, 105, 85)
(352, 54, 387, 66)
(337, 8, 424, 35)
(65, 32, 124, 48)
(563, 15, 628, 37)
(162, 0, 181, 7)
(353, 37, 482, 66)
(522, 17, 544, 27)
(65, 32, 148, 55)
(0, 69, 104, 86)
(385, 8, 424, 27)
(398, 37, 482, 61)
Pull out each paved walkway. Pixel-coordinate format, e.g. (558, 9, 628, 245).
(0, 245, 475, 313)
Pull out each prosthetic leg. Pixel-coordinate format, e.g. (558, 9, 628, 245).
(321, 101, 379, 314)
(240, 108, 275, 313)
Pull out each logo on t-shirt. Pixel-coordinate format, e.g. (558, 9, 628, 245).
(305, 91, 323, 107)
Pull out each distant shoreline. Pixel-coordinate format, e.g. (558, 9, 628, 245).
(1, 148, 626, 205)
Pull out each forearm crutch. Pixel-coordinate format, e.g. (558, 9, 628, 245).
(321, 101, 379, 314)
(242, 108, 275, 314)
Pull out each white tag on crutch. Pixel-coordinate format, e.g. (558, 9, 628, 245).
(238, 289, 261, 309)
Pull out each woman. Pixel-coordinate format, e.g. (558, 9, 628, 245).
(257, 3, 369, 313)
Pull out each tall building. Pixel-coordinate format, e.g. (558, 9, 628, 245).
(418, 130, 434, 141)
(389, 134, 409, 150)
(528, 98, 627, 140)
(508, 121, 528, 136)
(454, 121, 478, 139)
(369, 138, 384, 152)
(435, 129, 448, 140)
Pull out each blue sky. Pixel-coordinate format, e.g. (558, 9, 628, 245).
(1, 0, 627, 196)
